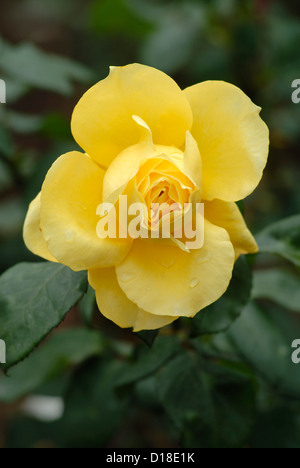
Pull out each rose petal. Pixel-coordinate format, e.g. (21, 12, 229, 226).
(23, 193, 58, 263)
(184, 81, 269, 201)
(205, 199, 258, 259)
(40, 151, 132, 271)
(72, 64, 193, 168)
(116, 220, 235, 317)
(89, 267, 177, 331)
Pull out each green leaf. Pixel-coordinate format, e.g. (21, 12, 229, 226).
(0, 159, 13, 192)
(117, 335, 180, 387)
(2, 78, 29, 103)
(157, 350, 255, 448)
(6, 417, 61, 449)
(256, 215, 300, 267)
(190, 256, 252, 335)
(228, 302, 300, 399)
(252, 408, 300, 448)
(61, 358, 129, 448)
(134, 375, 160, 410)
(0, 328, 104, 402)
(0, 238, 33, 274)
(0, 197, 25, 239)
(0, 41, 93, 96)
(140, 3, 203, 74)
(136, 330, 158, 347)
(79, 286, 96, 326)
(252, 268, 300, 313)
(157, 352, 213, 434)
(41, 113, 71, 139)
(90, 0, 152, 38)
(0, 262, 87, 370)
(0, 125, 14, 157)
(6, 111, 44, 135)
(192, 331, 239, 363)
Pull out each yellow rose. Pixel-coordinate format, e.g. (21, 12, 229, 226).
(23, 64, 269, 331)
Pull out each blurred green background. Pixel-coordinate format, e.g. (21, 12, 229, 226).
(0, 0, 300, 448)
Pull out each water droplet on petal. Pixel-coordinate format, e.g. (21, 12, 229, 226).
(190, 278, 200, 288)
(161, 260, 175, 269)
(65, 230, 75, 242)
(197, 253, 211, 265)
(76, 201, 87, 211)
(119, 272, 134, 282)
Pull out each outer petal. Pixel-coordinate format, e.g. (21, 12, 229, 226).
(40, 151, 132, 272)
(204, 199, 258, 259)
(88, 268, 177, 331)
(23, 193, 58, 263)
(71, 64, 193, 168)
(184, 81, 269, 202)
(116, 220, 235, 317)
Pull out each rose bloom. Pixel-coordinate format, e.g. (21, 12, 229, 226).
(24, 64, 269, 331)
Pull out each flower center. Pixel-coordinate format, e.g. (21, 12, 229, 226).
(136, 156, 195, 229)
(100, 115, 203, 248)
